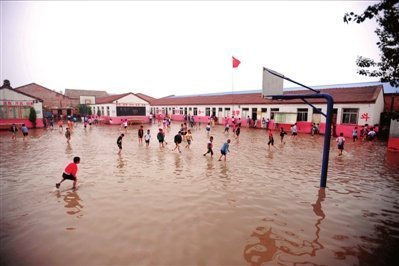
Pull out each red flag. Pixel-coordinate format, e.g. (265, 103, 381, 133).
(232, 56, 241, 68)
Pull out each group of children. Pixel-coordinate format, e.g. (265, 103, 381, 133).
(51, 116, 380, 190)
(114, 123, 232, 162)
(10, 123, 29, 141)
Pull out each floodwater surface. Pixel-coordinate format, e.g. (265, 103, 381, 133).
(0, 123, 398, 266)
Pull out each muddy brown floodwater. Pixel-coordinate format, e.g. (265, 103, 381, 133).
(0, 122, 398, 266)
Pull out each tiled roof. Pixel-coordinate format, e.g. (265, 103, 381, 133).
(1, 85, 44, 102)
(95, 93, 132, 104)
(64, 89, 109, 99)
(14, 83, 61, 99)
(135, 93, 156, 104)
(151, 85, 383, 106)
(95, 92, 153, 104)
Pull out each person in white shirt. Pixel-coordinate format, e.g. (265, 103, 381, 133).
(144, 129, 151, 147)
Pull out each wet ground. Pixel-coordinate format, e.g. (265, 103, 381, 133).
(0, 122, 398, 265)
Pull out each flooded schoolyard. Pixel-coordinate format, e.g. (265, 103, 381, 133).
(0, 122, 398, 266)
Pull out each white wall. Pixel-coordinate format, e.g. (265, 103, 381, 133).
(117, 94, 148, 104)
(0, 88, 43, 118)
(153, 99, 383, 125)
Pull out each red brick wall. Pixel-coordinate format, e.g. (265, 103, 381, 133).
(384, 94, 399, 112)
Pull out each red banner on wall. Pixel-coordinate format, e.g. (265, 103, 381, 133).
(0, 100, 33, 106)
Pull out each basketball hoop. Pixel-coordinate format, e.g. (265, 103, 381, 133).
(262, 67, 284, 99)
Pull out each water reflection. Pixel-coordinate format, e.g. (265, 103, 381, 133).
(65, 142, 72, 155)
(116, 154, 125, 169)
(1, 125, 398, 265)
(64, 190, 83, 215)
(56, 190, 83, 216)
(244, 188, 326, 265)
(173, 154, 183, 176)
(310, 188, 326, 256)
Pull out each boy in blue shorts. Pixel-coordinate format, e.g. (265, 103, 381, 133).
(218, 139, 231, 161)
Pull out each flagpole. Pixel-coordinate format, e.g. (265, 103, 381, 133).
(231, 56, 240, 122)
(232, 61, 234, 120)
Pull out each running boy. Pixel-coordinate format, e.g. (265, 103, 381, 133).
(203, 136, 214, 157)
(56, 156, 80, 189)
(218, 139, 231, 161)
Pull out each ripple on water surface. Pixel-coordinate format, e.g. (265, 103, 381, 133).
(0, 124, 398, 265)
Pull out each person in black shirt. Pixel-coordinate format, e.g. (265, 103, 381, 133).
(117, 133, 124, 154)
(173, 131, 183, 153)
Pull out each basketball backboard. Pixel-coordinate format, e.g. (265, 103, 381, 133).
(262, 67, 284, 98)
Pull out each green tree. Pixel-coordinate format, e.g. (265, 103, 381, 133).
(29, 107, 37, 128)
(344, 0, 399, 87)
(77, 104, 91, 116)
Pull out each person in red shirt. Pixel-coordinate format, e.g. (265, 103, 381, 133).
(56, 157, 80, 189)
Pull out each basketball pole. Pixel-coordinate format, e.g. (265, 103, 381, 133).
(263, 68, 334, 188)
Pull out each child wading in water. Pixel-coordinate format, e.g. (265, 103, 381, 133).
(65, 127, 71, 143)
(117, 133, 124, 154)
(280, 127, 287, 144)
(144, 129, 151, 147)
(138, 125, 144, 144)
(185, 129, 193, 149)
(235, 126, 241, 140)
(10, 123, 18, 140)
(203, 136, 214, 157)
(352, 127, 358, 142)
(173, 131, 183, 153)
(56, 156, 80, 189)
(267, 129, 276, 149)
(157, 128, 166, 148)
(336, 132, 345, 155)
(218, 139, 231, 161)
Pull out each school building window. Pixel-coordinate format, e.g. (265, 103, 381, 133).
(116, 106, 146, 116)
(224, 107, 231, 117)
(193, 107, 198, 116)
(270, 108, 279, 119)
(297, 108, 308, 122)
(242, 108, 249, 118)
(342, 108, 359, 124)
(205, 108, 211, 116)
(179, 108, 183, 115)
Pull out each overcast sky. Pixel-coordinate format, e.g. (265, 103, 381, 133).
(1, 1, 380, 97)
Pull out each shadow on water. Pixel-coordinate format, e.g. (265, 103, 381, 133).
(243, 188, 326, 265)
